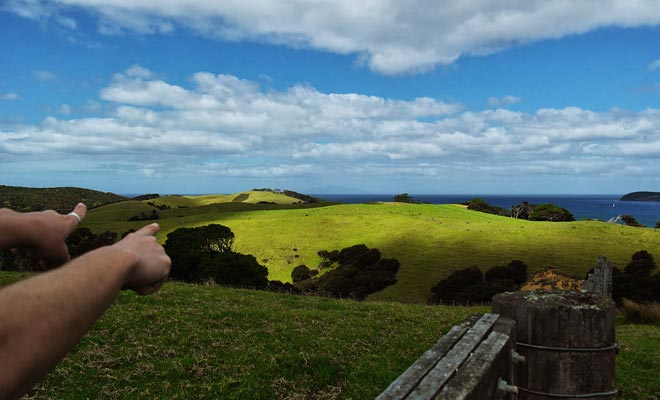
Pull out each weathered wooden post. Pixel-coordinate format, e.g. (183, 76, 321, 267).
(492, 291, 616, 399)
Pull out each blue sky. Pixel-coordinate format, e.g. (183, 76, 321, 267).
(1, 1, 660, 195)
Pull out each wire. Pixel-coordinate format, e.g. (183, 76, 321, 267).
(517, 386, 617, 398)
(515, 341, 618, 353)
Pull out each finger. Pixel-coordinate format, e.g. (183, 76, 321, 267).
(72, 203, 87, 222)
(66, 203, 87, 229)
(135, 223, 160, 237)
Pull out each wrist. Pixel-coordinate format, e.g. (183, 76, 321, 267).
(96, 246, 141, 288)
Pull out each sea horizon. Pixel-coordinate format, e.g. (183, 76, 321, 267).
(120, 192, 659, 227)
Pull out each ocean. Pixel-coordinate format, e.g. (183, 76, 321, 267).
(312, 194, 660, 228)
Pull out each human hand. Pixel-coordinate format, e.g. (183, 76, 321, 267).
(11, 203, 87, 266)
(113, 223, 171, 295)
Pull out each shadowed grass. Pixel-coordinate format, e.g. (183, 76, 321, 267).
(0, 273, 655, 399)
(0, 273, 479, 399)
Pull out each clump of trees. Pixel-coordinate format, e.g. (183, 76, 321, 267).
(393, 193, 419, 204)
(293, 244, 399, 300)
(466, 198, 575, 222)
(0, 185, 126, 212)
(465, 198, 509, 216)
(656, 221, 660, 229)
(133, 194, 160, 201)
(164, 224, 269, 289)
(428, 260, 528, 304)
(128, 209, 159, 221)
(1, 227, 119, 272)
(612, 250, 660, 304)
(146, 201, 171, 210)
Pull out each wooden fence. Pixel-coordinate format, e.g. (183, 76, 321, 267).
(377, 290, 616, 400)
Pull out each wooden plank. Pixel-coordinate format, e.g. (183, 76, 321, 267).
(406, 313, 500, 400)
(376, 323, 471, 400)
(435, 331, 511, 400)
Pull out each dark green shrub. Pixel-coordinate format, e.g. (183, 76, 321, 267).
(299, 245, 399, 300)
(337, 244, 369, 264)
(429, 266, 483, 304)
(484, 260, 527, 284)
(203, 253, 269, 289)
(291, 265, 313, 282)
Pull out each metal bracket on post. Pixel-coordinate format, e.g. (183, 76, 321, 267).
(497, 378, 519, 395)
(511, 350, 525, 364)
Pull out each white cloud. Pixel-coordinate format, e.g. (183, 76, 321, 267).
(6, 1, 660, 74)
(3, 67, 660, 189)
(488, 95, 521, 107)
(0, 92, 20, 100)
(648, 59, 660, 71)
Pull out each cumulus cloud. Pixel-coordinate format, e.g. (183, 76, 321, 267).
(2, 67, 660, 188)
(0, 92, 20, 100)
(488, 95, 521, 107)
(5, 1, 660, 74)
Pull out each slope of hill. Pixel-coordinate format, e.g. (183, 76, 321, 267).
(620, 191, 660, 202)
(83, 201, 660, 303)
(0, 185, 126, 212)
(0, 272, 656, 399)
(147, 190, 319, 209)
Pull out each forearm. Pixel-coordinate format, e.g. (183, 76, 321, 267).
(0, 208, 28, 250)
(0, 246, 138, 399)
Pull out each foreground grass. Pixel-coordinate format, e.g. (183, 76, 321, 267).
(85, 201, 660, 303)
(0, 273, 656, 399)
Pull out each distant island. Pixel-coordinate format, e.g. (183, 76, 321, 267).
(620, 191, 660, 202)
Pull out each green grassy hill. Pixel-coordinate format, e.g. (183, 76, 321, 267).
(83, 200, 660, 303)
(0, 185, 126, 212)
(148, 190, 312, 209)
(0, 273, 655, 399)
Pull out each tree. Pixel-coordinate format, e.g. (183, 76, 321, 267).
(619, 214, 643, 227)
(164, 224, 235, 283)
(528, 203, 575, 222)
(393, 193, 417, 203)
(656, 221, 660, 229)
(510, 202, 532, 219)
(624, 250, 656, 278)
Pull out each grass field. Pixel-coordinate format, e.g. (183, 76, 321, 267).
(84, 198, 660, 303)
(0, 273, 656, 400)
